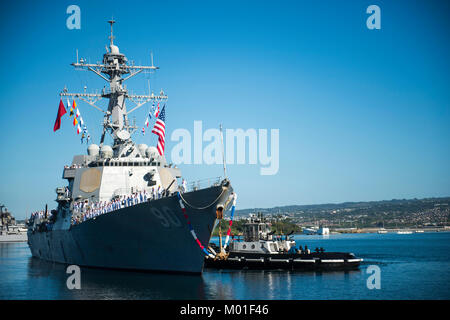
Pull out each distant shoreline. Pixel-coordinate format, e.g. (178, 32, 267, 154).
(298, 227, 450, 235)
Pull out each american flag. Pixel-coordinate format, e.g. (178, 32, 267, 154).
(151, 105, 166, 156)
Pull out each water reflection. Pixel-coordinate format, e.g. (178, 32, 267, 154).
(0, 242, 26, 257)
(26, 258, 363, 300)
(26, 257, 207, 299)
(21, 249, 361, 300)
(202, 268, 362, 300)
(4, 232, 448, 299)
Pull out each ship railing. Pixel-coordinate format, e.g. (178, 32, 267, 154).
(111, 187, 162, 198)
(112, 187, 143, 197)
(109, 177, 222, 198)
(187, 176, 222, 192)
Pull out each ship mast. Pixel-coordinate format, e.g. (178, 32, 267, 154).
(60, 20, 167, 155)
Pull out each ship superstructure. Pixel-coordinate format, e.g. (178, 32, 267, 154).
(27, 21, 234, 274)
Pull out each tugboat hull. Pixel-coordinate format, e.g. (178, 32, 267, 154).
(204, 252, 363, 271)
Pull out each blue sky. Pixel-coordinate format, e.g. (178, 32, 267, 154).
(0, 0, 449, 219)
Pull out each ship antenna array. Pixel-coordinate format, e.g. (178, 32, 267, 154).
(108, 18, 115, 46)
(59, 20, 168, 146)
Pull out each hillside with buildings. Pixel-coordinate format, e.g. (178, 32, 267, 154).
(234, 197, 450, 232)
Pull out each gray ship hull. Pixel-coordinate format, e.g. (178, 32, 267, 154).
(28, 185, 232, 274)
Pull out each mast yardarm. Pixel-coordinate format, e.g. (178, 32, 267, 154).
(60, 20, 167, 155)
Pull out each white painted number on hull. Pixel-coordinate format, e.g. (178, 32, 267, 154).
(151, 207, 181, 228)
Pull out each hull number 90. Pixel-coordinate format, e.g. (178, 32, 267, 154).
(150, 206, 182, 228)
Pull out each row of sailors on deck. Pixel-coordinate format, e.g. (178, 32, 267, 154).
(71, 186, 169, 225)
(32, 180, 189, 226)
(279, 245, 325, 255)
(64, 164, 83, 169)
(30, 210, 52, 220)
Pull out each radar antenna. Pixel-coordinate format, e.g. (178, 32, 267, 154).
(59, 20, 168, 155)
(108, 18, 115, 46)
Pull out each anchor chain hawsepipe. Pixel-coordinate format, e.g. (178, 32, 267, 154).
(176, 192, 237, 259)
(176, 192, 215, 259)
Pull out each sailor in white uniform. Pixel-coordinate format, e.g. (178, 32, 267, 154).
(157, 186, 162, 199)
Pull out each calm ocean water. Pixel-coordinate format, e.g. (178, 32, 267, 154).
(0, 232, 449, 300)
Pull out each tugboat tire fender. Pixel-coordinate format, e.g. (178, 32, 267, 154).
(246, 258, 265, 262)
(346, 258, 363, 263)
(268, 258, 290, 263)
(227, 257, 241, 262)
(293, 259, 316, 263)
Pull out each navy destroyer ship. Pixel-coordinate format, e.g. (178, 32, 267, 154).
(27, 21, 234, 274)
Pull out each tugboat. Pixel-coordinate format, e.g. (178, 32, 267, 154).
(204, 213, 363, 270)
